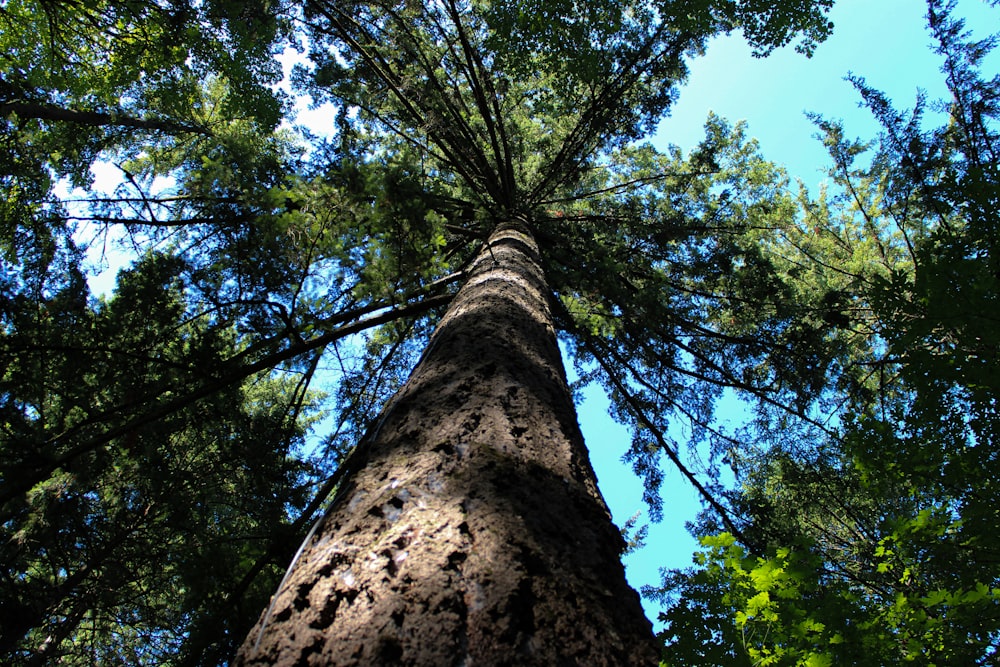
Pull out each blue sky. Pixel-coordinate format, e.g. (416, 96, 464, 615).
(583, 0, 998, 628)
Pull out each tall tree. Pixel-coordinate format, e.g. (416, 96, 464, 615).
(232, 0, 837, 663)
(2, 0, 841, 663)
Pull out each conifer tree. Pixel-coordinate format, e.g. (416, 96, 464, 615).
(1, 0, 840, 663)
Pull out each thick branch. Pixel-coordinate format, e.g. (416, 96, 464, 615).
(2, 101, 210, 135)
(0, 292, 454, 509)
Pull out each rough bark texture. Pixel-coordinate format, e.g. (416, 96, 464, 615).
(234, 219, 658, 666)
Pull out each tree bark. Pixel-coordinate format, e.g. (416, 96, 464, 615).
(0, 101, 210, 135)
(234, 219, 658, 666)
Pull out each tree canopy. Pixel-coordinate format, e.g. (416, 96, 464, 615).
(2, 0, 997, 664)
(651, 2, 1000, 663)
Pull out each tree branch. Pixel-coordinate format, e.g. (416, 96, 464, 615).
(2, 101, 210, 135)
(0, 291, 455, 509)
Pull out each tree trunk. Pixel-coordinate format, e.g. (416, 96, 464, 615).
(234, 219, 658, 666)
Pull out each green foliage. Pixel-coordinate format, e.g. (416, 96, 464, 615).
(547, 115, 865, 522)
(298, 0, 835, 214)
(0, 252, 319, 664)
(654, 2, 1000, 664)
(1, 0, 849, 662)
